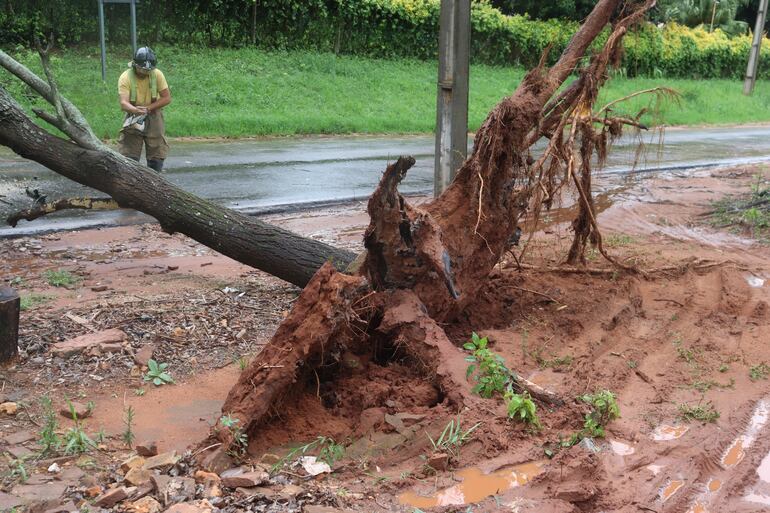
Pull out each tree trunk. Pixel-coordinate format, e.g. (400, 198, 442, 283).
(0, 90, 356, 288)
(0, 287, 20, 363)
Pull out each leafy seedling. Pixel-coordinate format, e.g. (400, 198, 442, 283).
(505, 389, 541, 429)
(144, 359, 174, 386)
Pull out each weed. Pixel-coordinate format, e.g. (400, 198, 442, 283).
(426, 418, 481, 459)
(20, 294, 53, 311)
(122, 405, 135, 448)
(691, 378, 735, 392)
(235, 356, 249, 371)
(9, 457, 29, 482)
(750, 363, 770, 381)
(39, 395, 61, 454)
(569, 390, 621, 443)
(627, 360, 638, 369)
(536, 354, 573, 369)
(605, 234, 636, 247)
(220, 415, 248, 457)
(464, 332, 510, 398)
(672, 334, 698, 364)
(86, 401, 95, 415)
(62, 401, 96, 454)
(719, 364, 729, 373)
(504, 390, 541, 429)
(95, 428, 107, 444)
(43, 269, 80, 288)
(272, 436, 345, 473)
(143, 359, 174, 386)
(134, 388, 146, 396)
(678, 402, 720, 423)
(9, 276, 23, 286)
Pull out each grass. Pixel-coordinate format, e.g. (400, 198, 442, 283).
(20, 294, 53, 311)
(750, 363, 770, 381)
(43, 269, 80, 288)
(426, 418, 480, 459)
(678, 401, 720, 423)
(5, 46, 770, 140)
(711, 173, 770, 242)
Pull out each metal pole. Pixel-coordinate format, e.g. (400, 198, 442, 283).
(744, 0, 769, 95)
(130, 0, 137, 55)
(99, 0, 107, 81)
(434, 0, 470, 197)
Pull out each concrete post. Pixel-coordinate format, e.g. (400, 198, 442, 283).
(434, 0, 471, 197)
(744, 0, 769, 95)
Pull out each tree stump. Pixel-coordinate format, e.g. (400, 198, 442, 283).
(0, 287, 20, 363)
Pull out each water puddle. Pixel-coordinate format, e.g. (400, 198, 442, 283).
(609, 440, 635, 456)
(720, 400, 770, 468)
(660, 480, 685, 502)
(398, 461, 545, 508)
(746, 275, 765, 288)
(652, 424, 689, 441)
(686, 502, 709, 513)
(647, 464, 664, 475)
(757, 450, 770, 483)
(707, 478, 722, 492)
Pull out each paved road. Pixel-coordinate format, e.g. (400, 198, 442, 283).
(2, 126, 770, 237)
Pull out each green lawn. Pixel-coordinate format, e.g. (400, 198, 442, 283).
(3, 45, 770, 140)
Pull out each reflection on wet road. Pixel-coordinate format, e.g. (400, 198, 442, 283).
(2, 126, 770, 237)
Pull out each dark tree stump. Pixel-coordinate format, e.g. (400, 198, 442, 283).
(0, 287, 20, 363)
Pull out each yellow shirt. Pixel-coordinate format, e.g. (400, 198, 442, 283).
(118, 69, 169, 107)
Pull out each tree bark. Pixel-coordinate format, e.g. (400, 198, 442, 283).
(0, 287, 20, 363)
(0, 89, 356, 288)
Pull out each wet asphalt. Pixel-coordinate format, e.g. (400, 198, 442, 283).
(1, 126, 770, 237)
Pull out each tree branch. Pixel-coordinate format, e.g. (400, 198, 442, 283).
(7, 197, 121, 227)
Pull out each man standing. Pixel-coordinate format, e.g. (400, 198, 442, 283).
(117, 46, 172, 172)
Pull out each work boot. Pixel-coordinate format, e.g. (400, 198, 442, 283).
(147, 159, 164, 173)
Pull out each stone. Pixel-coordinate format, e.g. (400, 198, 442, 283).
(42, 501, 78, 513)
(93, 487, 129, 508)
(221, 470, 269, 488)
(259, 453, 281, 465)
(163, 504, 206, 513)
(143, 451, 179, 471)
(4, 429, 36, 444)
(193, 470, 220, 483)
(427, 452, 450, 471)
(12, 482, 68, 503)
(0, 401, 18, 415)
(356, 407, 386, 435)
(91, 285, 109, 292)
(152, 475, 195, 506)
(128, 481, 155, 501)
(50, 328, 127, 357)
(201, 447, 233, 474)
(278, 484, 304, 499)
(6, 445, 34, 459)
(303, 507, 357, 513)
(58, 401, 92, 419)
(121, 455, 147, 472)
(85, 485, 102, 497)
(0, 491, 24, 511)
(125, 467, 153, 486)
(235, 486, 274, 498)
(127, 496, 162, 513)
(134, 345, 155, 366)
(136, 440, 159, 457)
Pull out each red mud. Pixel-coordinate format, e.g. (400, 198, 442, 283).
(3, 166, 770, 512)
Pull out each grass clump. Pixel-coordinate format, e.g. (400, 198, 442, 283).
(271, 435, 345, 473)
(39, 396, 61, 454)
(43, 269, 80, 288)
(711, 173, 770, 242)
(62, 401, 96, 454)
(427, 418, 480, 459)
(20, 294, 53, 311)
(678, 401, 720, 423)
(750, 363, 770, 381)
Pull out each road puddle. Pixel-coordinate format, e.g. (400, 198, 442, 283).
(609, 440, 635, 456)
(721, 400, 770, 469)
(707, 478, 722, 492)
(686, 502, 708, 513)
(652, 424, 689, 441)
(398, 461, 544, 508)
(746, 275, 765, 288)
(660, 480, 684, 502)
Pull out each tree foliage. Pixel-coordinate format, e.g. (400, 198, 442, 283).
(654, 0, 751, 34)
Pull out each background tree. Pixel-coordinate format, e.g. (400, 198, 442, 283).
(487, 0, 597, 20)
(654, 0, 752, 34)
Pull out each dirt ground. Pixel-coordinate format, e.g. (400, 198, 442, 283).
(2, 165, 770, 513)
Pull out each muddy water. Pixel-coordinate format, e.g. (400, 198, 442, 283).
(660, 479, 685, 502)
(652, 424, 689, 441)
(398, 461, 544, 508)
(87, 365, 240, 453)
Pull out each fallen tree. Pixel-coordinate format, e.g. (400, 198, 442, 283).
(212, 0, 659, 452)
(0, 47, 354, 288)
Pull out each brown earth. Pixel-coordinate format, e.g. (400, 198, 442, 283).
(1, 165, 770, 513)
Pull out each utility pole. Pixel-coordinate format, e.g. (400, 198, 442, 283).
(98, 0, 139, 82)
(434, 0, 471, 197)
(744, 0, 769, 95)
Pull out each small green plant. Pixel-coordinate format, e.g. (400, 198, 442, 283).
(20, 294, 53, 311)
(39, 395, 61, 454)
(672, 334, 698, 364)
(134, 388, 146, 396)
(220, 415, 248, 457)
(122, 405, 135, 448)
(750, 363, 770, 381)
(43, 269, 80, 288)
(62, 401, 96, 454)
(272, 435, 346, 473)
(95, 428, 107, 444)
(678, 402, 720, 423)
(605, 234, 636, 247)
(719, 364, 729, 373)
(9, 457, 29, 483)
(569, 390, 621, 443)
(536, 354, 573, 369)
(504, 390, 541, 429)
(464, 332, 510, 398)
(691, 378, 734, 392)
(426, 418, 480, 459)
(235, 356, 249, 371)
(143, 359, 174, 386)
(627, 360, 638, 369)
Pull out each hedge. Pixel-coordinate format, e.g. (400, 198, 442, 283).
(2, 0, 769, 79)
